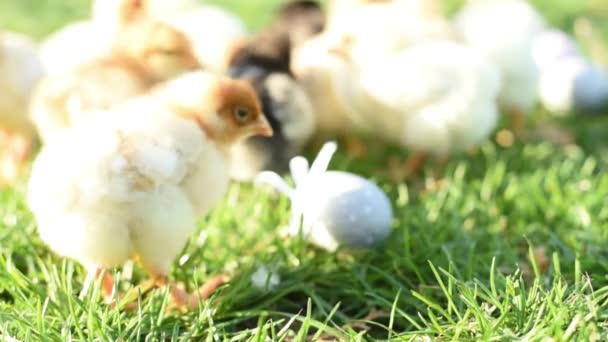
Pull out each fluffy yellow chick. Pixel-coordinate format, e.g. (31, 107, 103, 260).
(27, 71, 272, 308)
(94, 0, 246, 72)
(167, 5, 248, 73)
(326, 0, 452, 60)
(0, 31, 44, 184)
(453, 0, 546, 132)
(301, 37, 501, 179)
(30, 4, 200, 144)
(292, 0, 453, 147)
(40, 0, 199, 76)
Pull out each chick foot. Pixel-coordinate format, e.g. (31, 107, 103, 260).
(116, 274, 228, 311)
(170, 274, 229, 311)
(387, 152, 428, 182)
(80, 267, 116, 302)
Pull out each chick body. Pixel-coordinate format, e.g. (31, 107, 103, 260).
(363, 41, 500, 154)
(29, 103, 225, 272)
(39, 20, 114, 76)
(0, 31, 44, 137)
(0, 31, 44, 182)
(31, 16, 199, 144)
(312, 40, 501, 156)
(453, 0, 545, 116)
(29, 70, 270, 280)
(169, 5, 247, 73)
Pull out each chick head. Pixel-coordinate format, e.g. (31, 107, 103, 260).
(276, 0, 325, 47)
(112, 10, 200, 81)
(206, 78, 274, 144)
(161, 72, 273, 145)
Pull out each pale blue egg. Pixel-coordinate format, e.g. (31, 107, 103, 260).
(296, 171, 393, 251)
(573, 63, 608, 115)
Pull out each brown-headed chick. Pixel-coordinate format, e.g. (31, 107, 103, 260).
(28, 70, 272, 310)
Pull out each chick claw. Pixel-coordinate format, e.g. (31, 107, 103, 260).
(388, 152, 428, 182)
(169, 275, 229, 311)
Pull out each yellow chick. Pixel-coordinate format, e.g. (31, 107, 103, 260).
(40, 0, 200, 76)
(93, 0, 246, 72)
(0, 31, 44, 184)
(167, 5, 248, 73)
(27, 71, 273, 308)
(453, 0, 546, 132)
(30, 2, 200, 144)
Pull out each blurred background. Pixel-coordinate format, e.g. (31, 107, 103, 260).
(2, 0, 608, 44)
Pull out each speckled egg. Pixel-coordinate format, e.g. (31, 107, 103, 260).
(291, 171, 393, 251)
(257, 142, 393, 251)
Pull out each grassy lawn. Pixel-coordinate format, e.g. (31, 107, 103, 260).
(2, 0, 608, 340)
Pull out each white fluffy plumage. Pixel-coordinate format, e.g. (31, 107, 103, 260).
(0, 31, 44, 136)
(168, 5, 247, 72)
(333, 40, 502, 155)
(28, 72, 230, 276)
(291, 34, 361, 134)
(453, 0, 545, 115)
(39, 21, 114, 76)
(327, 0, 452, 59)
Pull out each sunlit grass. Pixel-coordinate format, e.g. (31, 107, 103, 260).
(1, 0, 608, 340)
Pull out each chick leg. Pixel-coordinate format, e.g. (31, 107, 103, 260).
(509, 109, 526, 137)
(341, 134, 367, 159)
(0, 132, 32, 184)
(424, 156, 449, 192)
(171, 274, 229, 310)
(80, 267, 115, 301)
(388, 152, 428, 182)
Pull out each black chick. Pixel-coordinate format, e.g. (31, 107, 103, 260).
(226, 0, 325, 180)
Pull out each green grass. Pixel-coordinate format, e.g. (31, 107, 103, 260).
(2, 0, 608, 340)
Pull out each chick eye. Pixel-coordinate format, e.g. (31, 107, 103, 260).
(233, 107, 251, 122)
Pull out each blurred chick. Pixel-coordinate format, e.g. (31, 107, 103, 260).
(292, 0, 453, 136)
(98, 0, 249, 72)
(39, 20, 114, 77)
(0, 31, 44, 184)
(326, 0, 453, 60)
(307, 39, 501, 179)
(31, 3, 200, 144)
(28, 71, 273, 308)
(168, 4, 248, 73)
(225, 1, 322, 180)
(40, 0, 199, 76)
(453, 0, 546, 132)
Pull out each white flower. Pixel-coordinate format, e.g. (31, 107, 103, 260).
(256, 141, 338, 235)
(251, 265, 281, 290)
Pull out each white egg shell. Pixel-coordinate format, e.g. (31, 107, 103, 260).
(292, 171, 393, 251)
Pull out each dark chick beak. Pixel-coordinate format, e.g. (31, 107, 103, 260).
(253, 114, 274, 137)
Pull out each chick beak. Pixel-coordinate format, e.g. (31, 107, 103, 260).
(252, 114, 274, 137)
